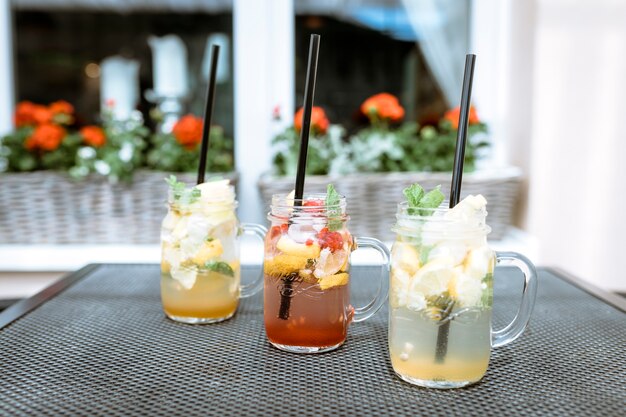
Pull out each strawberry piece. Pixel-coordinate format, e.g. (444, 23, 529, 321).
(317, 228, 344, 251)
(302, 199, 325, 215)
(303, 199, 324, 207)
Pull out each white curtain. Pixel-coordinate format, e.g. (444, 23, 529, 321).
(401, 0, 469, 106)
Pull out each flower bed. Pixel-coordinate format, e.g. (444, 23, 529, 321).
(265, 94, 520, 240)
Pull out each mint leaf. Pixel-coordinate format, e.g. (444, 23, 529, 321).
(165, 175, 201, 204)
(404, 183, 445, 216)
(189, 187, 201, 203)
(419, 245, 433, 265)
(403, 183, 425, 209)
(165, 175, 186, 201)
(204, 261, 234, 277)
(326, 183, 342, 231)
(418, 185, 445, 215)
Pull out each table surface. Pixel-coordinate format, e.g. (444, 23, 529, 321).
(1, 264, 625, 417)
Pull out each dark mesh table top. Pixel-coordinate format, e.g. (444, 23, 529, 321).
(1, 264, 625, 417)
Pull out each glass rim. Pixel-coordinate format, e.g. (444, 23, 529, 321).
(270, 193, 346, 209)
(395, 201, 489, 218)
(393, 201, 491, 235)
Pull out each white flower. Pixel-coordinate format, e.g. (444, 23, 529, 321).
(94, 160, 111, 176)
(118, 143, 133, 162)
(78, 146, 96, 159)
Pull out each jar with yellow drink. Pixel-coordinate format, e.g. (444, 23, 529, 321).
(389, 184, 537, 388)
(160, 176, 266, 324)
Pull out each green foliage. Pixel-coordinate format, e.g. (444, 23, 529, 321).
(147, 126, 233, 173)
(271, 125, 348, 176)
(270, 119, 489, 176)
(0, 127, 81, 173)
(69, 115, 149, 183)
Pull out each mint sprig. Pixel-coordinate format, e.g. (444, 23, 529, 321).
(204, 261, 235, 277)
(326, 183, 342, 231)
(165, 175, 201, 204)
(403, 183, 445, 216)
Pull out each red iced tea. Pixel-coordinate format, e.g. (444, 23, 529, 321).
(264, 271, 352, 349)
(263, 190, 354, 353)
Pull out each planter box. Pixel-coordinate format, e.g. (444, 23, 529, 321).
(0, 170, 238, 244)
(258, 167, 523, 241)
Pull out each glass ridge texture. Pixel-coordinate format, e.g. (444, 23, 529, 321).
(389, 200, 537, 388)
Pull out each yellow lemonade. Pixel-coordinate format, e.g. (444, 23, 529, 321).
(160, 177, 240, 324)
(161, 266, 240, 323)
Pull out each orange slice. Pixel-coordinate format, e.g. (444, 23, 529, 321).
(319, 272, 349, 290)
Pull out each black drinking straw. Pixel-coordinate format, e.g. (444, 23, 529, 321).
(197, 44, 220, 185)
(435, 53, 477, 363)
(293, 34, 321, 205)
(277, 34, 320, 321)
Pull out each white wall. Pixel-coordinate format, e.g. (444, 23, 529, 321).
(0, 0, 14, 135)
(527, 0, 626, 291)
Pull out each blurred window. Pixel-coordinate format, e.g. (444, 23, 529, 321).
(295, 0, 471, 128)
(12, 3, 234, 135)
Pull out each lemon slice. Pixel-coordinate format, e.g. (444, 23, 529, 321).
(191, 239, 224, 266)
(410, 257, 457, 297)
(314, 248, 349, 278)
(449, 271, 484, 307)
(161, 259, 171, 274)
(463, 246, 495, 280)
(391, 242, 420, 275)
(264, 254, 310, 277)
(319, 272, 349, 290)
(276, 235, 321, 258)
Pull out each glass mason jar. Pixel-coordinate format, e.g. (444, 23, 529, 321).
(263, 193, 390, 353)
(389, 201, 537, 388)
(160, 180, 266, 324)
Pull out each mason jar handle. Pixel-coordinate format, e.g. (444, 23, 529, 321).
(352, 237, 391, 323)
(239, 223, 267, 298)
(492, 251, 538, 348)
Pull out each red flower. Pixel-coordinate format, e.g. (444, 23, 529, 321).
(361, 93, 405, 123)
(294, 106, 330, 135)
(443, 106, 480, 129)
(32, 105, 53, 125)
(14, 101, 38, 127)
(49, 100, 74, 115)
(80, 126, 106, 147)
(25, 124, 66, 151)
(172, 115, 204, 149)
